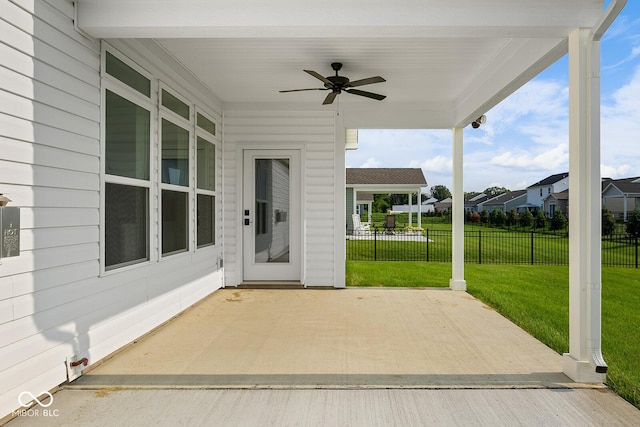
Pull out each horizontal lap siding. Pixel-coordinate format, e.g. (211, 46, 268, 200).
(223, 110, 337, 286)
(0, 1, 223, 419)
(0, 1, 102, 417)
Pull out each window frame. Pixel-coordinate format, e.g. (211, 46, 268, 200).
(159, 83, 194, 258)
(195, 108, 218, 248)
(100, 46, 221, 275)
(101, 47, 156, 274)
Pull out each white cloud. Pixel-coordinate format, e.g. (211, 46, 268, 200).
(408, 155, 452, 173)
(602, 65, 640, 173)
(360, 157, 381, 168)
(601, 164, 632, 179)
(490, 143, 568, 171)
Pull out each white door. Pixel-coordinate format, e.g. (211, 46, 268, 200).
(243, 149, 301, 281)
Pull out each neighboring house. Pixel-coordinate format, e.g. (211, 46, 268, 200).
(393, 197, 436, 214)
(346, 168, 427, 232)
(544, 189, 569, 217)
(602, 177, 640, 221)
(434, 197, 452, 213)
(526, 172, 570, 213)
(465, 193, 489, 212)
(422, 197, 438, 213)
(0, 0, 620, 417)
(480, 190, 528, 213)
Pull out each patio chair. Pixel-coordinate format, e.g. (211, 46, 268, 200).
(352, 214, 371, 235)
(383, 214, 396, 234)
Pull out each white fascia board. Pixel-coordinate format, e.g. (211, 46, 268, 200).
(76, 0, 603, 39)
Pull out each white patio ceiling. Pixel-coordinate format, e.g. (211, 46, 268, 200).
(76, 0, 608, 129)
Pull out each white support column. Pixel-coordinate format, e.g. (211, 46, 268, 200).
(408, 193, 413, 227)
(562, 28, 607, 382)
(623, 195, 628, 222)
(418, 189, 422, 229)
(450, 127, 466, 290)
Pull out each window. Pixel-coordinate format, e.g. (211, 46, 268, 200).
(540, 188, 543, 197)
(195, 113, 217, 247)
(105, 184, 148, 268)
(103, 54, 152, 270)
(102, 47, 219, 271)
(160, 88, 191, 256)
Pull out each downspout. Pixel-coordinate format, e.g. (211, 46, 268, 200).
(586, 0, 627, 374)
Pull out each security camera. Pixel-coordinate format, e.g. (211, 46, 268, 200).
(471, 115, 486, 128)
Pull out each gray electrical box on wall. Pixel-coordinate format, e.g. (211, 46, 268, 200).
(0, 207, 20, 258)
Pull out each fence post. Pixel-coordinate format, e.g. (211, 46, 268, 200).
(425, 228, 429, 262)
(478, 230, 482, 264)
(531, 231, 535, 265)
(374, 228, 377, 261)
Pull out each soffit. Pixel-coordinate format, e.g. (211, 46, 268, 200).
(76, 0, 606, 128)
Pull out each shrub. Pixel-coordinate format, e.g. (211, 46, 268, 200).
(506, 209, 519, 227)
(602, 207, 616, 236)
(626, 208, 640, 237)
(550, 210, 567, 231)
(519, 209, 533, 228)
(534, 209, 547, 230)
(480, 210, 489, 224)
(470, 211, 481, 223)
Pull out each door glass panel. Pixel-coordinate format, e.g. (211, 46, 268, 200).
(255, 159, 289, 263)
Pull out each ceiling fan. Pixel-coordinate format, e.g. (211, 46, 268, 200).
(280, 62, 386, 105)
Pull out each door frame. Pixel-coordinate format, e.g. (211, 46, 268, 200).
(241, 148, 303, 282)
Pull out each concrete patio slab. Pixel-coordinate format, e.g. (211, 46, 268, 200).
(6, 288, 640, 426)
(71, 288, 574, 388)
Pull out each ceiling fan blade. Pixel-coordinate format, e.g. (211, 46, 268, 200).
(304, 70, 333, 86)
(323, 91, 338, 105)
(279, 88, 328, 93)
(345, 88, 386, 101)
(346, 76, 386, 88)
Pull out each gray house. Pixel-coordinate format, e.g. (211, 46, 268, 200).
(480, 190, 528, 213)
(602, 177, 640, 221)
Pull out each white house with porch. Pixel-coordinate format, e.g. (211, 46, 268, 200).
(346, 168, 427, 232)
(0, 0, 626, 419)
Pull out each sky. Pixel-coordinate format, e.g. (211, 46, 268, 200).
(346, 2, 640, 195)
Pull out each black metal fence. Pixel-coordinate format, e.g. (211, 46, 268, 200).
(346, 228, 640, 267)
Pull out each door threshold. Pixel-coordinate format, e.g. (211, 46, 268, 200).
(238, 281, 305, 289)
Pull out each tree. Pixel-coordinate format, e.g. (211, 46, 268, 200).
(506, 209, 519, 227)
(550, 210, 567, 231)
(602, 207, 616, 236)
(373, 194, 391, 213)
(483, 186, 510, 197)
(519, 209, 533, 228)
(430, 185, 452, 201)
(480, 210, 489, 224)
(534, 209, 547, 230)
(489, 209, 506, 227)
(626, 208, 640, 237)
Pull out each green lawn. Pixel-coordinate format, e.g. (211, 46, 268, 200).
(346, 261, 640, 409)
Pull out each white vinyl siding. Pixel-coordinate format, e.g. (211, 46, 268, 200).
(0, 1, 223, 419)
(223, 110, 337, 286)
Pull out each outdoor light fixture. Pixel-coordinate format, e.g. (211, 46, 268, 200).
(471, 115, 486, 129)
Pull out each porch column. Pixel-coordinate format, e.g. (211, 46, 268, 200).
(450, 127, 466, 290)
(418, 189, 422, 229)
(408, 192, 413, 227)
(562, 28, 607, 382)
(623, 195, 628, 222)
